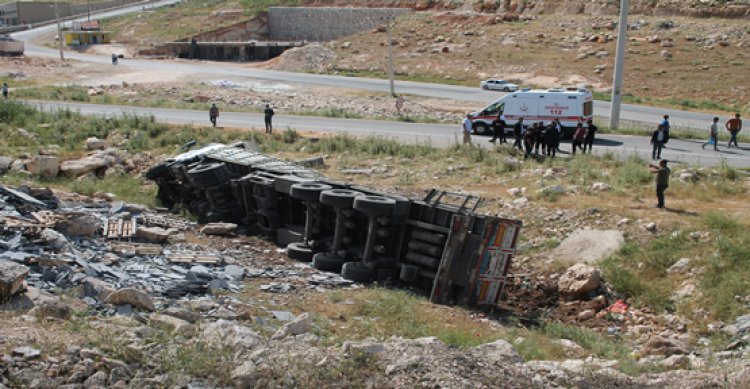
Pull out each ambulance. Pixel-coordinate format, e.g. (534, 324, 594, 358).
(468, 88, 594, 138)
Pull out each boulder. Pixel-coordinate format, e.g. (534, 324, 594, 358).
(83, 370, 108, 388)
(735, 315, 750, 336)
(660, 50, 672, 58)
(272, 312, 312, 340)
(85, 137, 107, 151)
(0, 156, 13, 174)
(60, 153, 117, 177)
(591, 182, 611, 191)
(32, 299, 71, 319)
(232, 361, 257, 387)
(200, 222, 237, 236)
(666, 258, 691, 274)
(105, 288, 154, 311)
(641, 336, 689, 356)
(135, 226, 172, 243)
(473, 339, 522, 364)
(26, 155, 60, 178)
(56, 214, 100, 236)
(342, 340, 385, 357)
(149, 314, 197, 337)
(551, 229, 624, 264)
(82, 277, 115, 301)
(557, 263, 601, 296)
(202, 320, 261, 353)
(506, 187, 522, 197)
(0, 261, 29, 302)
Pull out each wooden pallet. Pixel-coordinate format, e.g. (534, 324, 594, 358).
(103, 218, 137, 239)
(110, 242, 163, 255)
(31, 211, 57, 226)
(166, 250, 222, 264)
(0, 222, 46, 235)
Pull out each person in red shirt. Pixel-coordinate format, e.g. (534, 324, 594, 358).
(726, 113, 742, 148)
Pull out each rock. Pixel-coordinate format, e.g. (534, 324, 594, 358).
(83, 371, 108, 388)
(679, 172, 696, 183)
(660, 50, 672, 58)
(202, 320, 261, 353)
(342, 340, 386, 357)
(473, 339, 522, 364)
(507, 187, 522, 197)
(645, 222, 657, 232)
(105, 288, 154, 311)
(666, 258, 691, 274)
(578, 309, 596, 320)
(557, 264, 601, 297)
(25, 155, 60, 178)
(272, 312, 312, 340)
(12, 346, 41, 360)
(551, 229, 624, 265)
(85, 138, 107, 151)
(735, 315, 750, 336)
(60, 152, 117, 177)
(32, 299, 71, 319)
(659, 354, 690, 369)
(540, 185, 565, 195)
(0, 261, 29, 301)
(671, 283, 695, 300)
(82, 277, 115, 301)
(0, 156, 13, 173)
(163, 307, 201, 324)
(56, 214, 100, 236)
(512, 197, 528, 207)
(641, 336, 689, 356)
(135, 226, 172, 243)
(232, 360, 257, 387)
(223, 265, 245, 281)
(595, 50, 608, 58)
(660, 40, 674, 47)
(591, 182, 611, 191)
(149, 314, 197, 337)
(200, 222, 237, 236)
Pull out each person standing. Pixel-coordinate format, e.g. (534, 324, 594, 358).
(545, 122, 559, 158)
(489, 112, 506, 143)
(534, 122, 546, 155)
(264, 104, 275, 134)
(702, 117, 720, 151)
(649, 160, 671, 209)
(462, 114, 473, 144)
(523, 124, 536, 159)
(660, 114, 671, 146)
(583, 119, 597, 154)
(513, 117, 525, 151)
(553, 118, 563, 151)
(2, 82, 8, 99)
(571, 123, 585, 155)
(726, 113, 742, 148)
(651, 125, 667, 160)
(209, 103, 219, 127)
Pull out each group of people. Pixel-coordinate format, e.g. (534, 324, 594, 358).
(208, 103, 275, 133)
(462, 114, 598, 159)
(700, 113, 743, 150)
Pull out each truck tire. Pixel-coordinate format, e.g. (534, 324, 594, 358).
(353, 196, 396, 217)
(290, 183, 332, 203)
(341, 262, 375, 283)
(399, 265, 419, 282)
(405, 251, 441, 269)
(187, 163, 229, 188)
(274, 175, 313, 195)
(312, 252, 347, 273)
(472, 122, 490, 136)
(287, 242, 314, 262)
(320, 189, 363, 209)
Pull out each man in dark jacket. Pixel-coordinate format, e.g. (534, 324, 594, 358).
(545, 122, 559, 158)
(583, 119, 597, 153)
(264, 104, 275, 134)
(649, 160, 670, 208)
(651, 125, 667, 159)
(209, 104, 219, 127)
(489, 113, 506, 143)
(523, 125, 536, 159)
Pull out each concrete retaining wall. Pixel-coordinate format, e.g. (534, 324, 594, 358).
(268, 7, 412, 42)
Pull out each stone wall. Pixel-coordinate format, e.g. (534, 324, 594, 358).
(268, 7, 413, 42)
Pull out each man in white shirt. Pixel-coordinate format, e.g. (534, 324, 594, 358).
(462, 114, 473, 144)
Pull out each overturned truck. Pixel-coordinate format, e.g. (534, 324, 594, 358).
(146, 142, 522, 307)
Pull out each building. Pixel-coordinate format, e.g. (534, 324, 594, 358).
(64, 30, 111, 45)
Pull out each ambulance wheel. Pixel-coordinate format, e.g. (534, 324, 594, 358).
(472, 122, 490, 136)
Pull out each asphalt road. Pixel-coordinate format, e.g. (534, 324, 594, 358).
(10, 1, 728, 131)
(27, 100, 750, 168)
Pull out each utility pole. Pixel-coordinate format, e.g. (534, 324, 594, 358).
(54, 2, 65, 62)
(385, 15, 396, 97)
(609, 0, 629, 130)
(87, 0, 91, 22)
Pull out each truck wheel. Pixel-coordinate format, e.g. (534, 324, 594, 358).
(287, 242, 314, 262)
(353, 196, 395, 217)
(341, 262, 375, 283)
(312, 252, 347, 273)
(399, 265, 419, 282)
(472, 122, 490, 136)
(290, 183, 332, 202)
(187, 163, 229, 188)
(320, 189, 363, 209)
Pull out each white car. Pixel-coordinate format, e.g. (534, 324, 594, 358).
(480, 79, 519, 92)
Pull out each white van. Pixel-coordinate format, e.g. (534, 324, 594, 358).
(468, 88, 593, 137)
